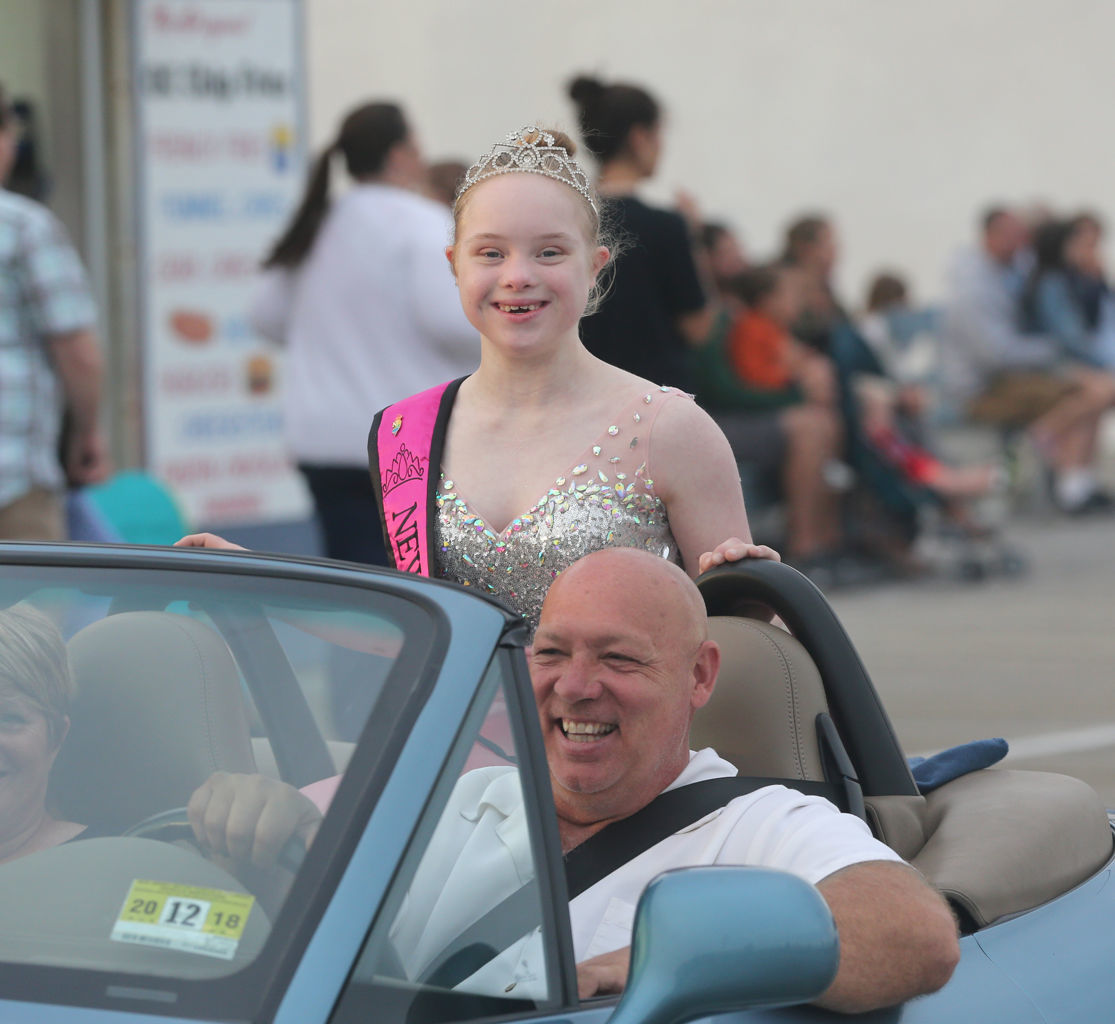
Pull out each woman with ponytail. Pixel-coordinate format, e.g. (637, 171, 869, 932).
(249, 101, 477, 566)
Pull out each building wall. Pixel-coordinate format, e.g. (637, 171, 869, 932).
(0, 1, 48, 130)
(304, 0, 1115, 307)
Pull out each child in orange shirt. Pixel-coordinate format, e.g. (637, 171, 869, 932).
(727, 264, 836, 409)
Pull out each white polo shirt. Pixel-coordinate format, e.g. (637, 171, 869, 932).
(570, 747, 903, 959)
(391, 748, 903, 994)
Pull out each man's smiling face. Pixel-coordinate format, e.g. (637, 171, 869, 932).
(528, 549, 718, 833)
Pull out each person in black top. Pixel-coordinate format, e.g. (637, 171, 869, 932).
(569, 76, 710, 391)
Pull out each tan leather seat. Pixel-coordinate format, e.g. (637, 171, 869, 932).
(868, 770, 1113, 929)
(50, 611, 257, 833)
(692, 617, 830, 781)
(697, 612, 1114, 929)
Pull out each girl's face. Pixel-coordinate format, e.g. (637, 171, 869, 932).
(448, 174, 609, 356)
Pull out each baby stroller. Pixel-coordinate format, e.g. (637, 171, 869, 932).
(829, 322, 1028, 583)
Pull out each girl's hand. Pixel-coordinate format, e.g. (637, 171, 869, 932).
(174, 533, 247, 551)
(698, 537, 781, 575)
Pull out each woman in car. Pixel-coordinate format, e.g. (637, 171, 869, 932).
(0, 605, 85, 862)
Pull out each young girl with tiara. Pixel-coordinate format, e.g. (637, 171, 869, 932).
(368, 126, 777, 627)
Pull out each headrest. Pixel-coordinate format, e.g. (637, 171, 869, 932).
(691, 617, 829, 781)
(51, 612, 256, 833)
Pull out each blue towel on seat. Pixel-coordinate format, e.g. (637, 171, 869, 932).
(908, 738, 1009, 794)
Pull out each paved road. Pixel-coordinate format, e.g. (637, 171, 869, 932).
(825, 514, 1115, 805)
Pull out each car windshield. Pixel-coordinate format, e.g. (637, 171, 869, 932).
(0, 558, 437, 989)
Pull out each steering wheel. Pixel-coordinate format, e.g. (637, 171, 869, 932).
(122, 807, 308, 874)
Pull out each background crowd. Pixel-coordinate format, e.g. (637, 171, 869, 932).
(2, 74, 1114, 592)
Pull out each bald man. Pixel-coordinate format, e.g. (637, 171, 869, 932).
(191, 549, 958, 1013)
(527, 549, 956, 1010)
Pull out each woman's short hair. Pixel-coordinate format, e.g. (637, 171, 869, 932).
(0, 605, 73, 744)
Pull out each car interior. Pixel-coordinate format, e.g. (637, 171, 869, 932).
(50, 611, 259, 836)
(692, 561, 1115, 934)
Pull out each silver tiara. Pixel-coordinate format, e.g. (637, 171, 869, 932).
(455, 126, 597, 213)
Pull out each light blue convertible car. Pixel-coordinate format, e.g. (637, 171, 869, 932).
(0, 543, 1111, 1023)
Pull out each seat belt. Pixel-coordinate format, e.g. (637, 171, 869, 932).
(418, 774, 838, 988)
(564, 775, 837, 899)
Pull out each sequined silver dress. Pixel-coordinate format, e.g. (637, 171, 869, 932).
(435, 386, 686, 629)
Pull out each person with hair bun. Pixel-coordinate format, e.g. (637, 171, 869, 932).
(188, 126, 777, 629)
(248, 101, 477, 566)
(568, 75, 712, 393)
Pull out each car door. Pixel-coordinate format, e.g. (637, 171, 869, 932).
(319, 637, 581, 1024)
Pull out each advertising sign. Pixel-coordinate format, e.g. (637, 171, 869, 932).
(134, 0, 308, 524)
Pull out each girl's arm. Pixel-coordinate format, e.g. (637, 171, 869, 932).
(648, 395, 780, 577)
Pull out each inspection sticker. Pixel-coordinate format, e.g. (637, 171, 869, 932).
(111, 880, 255, 960)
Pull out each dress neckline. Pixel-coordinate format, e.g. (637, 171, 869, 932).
(440, 387, 668, 537)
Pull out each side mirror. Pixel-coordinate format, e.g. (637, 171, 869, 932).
(607, 866, 838, 1024)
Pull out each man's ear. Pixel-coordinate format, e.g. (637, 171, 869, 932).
(689, 640, 719, 710)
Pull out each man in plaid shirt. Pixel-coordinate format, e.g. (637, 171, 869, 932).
(0, 86, 109, 539)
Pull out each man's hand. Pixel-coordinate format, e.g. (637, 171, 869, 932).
(48, 329, 111, 486)
(187, 771, 321, 869)
(698, 537, 781, 575)
(576, 946, 630, 999)
(174, 533, 247, 551)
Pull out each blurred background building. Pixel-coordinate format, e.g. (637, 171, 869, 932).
(3, 0, 1113, 543)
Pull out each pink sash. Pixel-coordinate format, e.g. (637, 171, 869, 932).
(368, 378, 463, 575)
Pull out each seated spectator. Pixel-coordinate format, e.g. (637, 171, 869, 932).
(1079, 211, 1115, 368)
(941, 206, 1115, 514)
(1021, 215, 1111, 367)
(700, 221, 749, 298)
(782, 213, 844, 355)
(690, 261, 846, 572)
(726, 264, 838, 412)
(782, 216, 935, 569)
(1070, 211, 1115, 368)
(188, 548, 960, 1012)
(860, 271, 942, 397)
